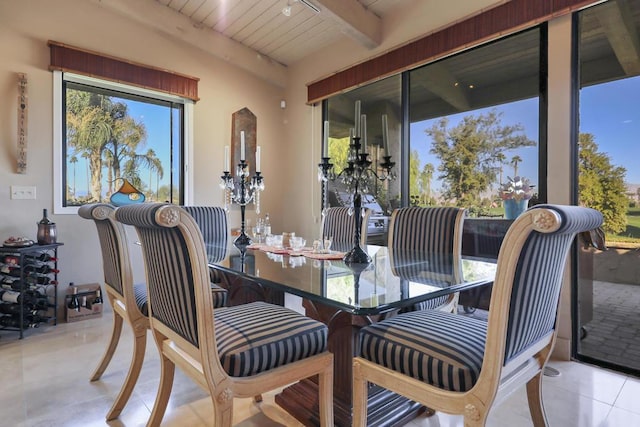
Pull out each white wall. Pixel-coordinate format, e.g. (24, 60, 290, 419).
(0, 0, 285, 319)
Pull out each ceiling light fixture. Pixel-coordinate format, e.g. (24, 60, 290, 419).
(282, 2, 292, 17)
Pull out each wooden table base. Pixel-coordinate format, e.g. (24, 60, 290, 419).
(276, 380, 427, 426)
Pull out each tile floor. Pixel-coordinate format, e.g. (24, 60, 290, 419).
(1, 313, 639, 427)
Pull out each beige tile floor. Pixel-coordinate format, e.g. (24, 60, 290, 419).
(1, 313, 639, 427)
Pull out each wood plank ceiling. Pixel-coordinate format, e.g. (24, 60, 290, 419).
(154, 0, 406, 66)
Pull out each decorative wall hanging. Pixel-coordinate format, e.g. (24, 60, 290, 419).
(17, 73, 28, 174)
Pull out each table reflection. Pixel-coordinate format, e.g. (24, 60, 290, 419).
(208, 244, 495, 314)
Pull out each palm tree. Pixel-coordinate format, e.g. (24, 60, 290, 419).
(495, 152, 506, 185)
(511, 155, 523, 177)
(143, 149, 163, 201)
(66, 91, 114, 201)
(69, 155, 78, 199)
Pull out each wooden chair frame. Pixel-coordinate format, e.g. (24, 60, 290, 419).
(79, 203, 149, 421)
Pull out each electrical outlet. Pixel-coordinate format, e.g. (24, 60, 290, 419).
(10, 185, 36, 200)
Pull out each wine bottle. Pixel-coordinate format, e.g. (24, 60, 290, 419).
(264, 213, 272, 236)
(93, 289, 103, 304)
(1, 255, 20, 265)
(23, 253, 57, 263)
(81, 296, 90, 311)
(40, 209, 52, 225)
(25, 274, 54, 286)
(0, 314, 39, 329)
(1, 289, 42, 304)
(23, 264, 60, 275)
(0, 303, 41, 316)
(67, 284, 80, 311)
(0, 263, 20, 275)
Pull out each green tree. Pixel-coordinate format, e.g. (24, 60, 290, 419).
(67, 89, 148, 202)
(66, 90, 113, 201)
(427, 110, 535, 206)
(578, 133, 627, 234)
(328, 136, 350, 175)
(409, 150, 421, 205)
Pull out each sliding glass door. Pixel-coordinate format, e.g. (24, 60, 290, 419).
(576, 0, 640, 375)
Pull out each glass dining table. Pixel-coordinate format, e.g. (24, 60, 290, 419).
(207, 243, 497, 427)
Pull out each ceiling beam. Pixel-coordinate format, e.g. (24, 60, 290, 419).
(90, 0, 287, 88)
(596, 0, 640, 75)
(314, 0, 382, 49)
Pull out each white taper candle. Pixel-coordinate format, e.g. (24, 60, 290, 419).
(224, 145, 230, 171)
(240, 131, 246, 161)
(256, 146, 261, 172)
(323, 120, 329, 157)
(382, 114, 389, 156)
(361, 114, 367, 151)
(354, 100, 361, 138)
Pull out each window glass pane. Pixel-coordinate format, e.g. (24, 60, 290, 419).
(63, 80, 183, 207)
(409, 29, 540, 217)
(576, 0, 640, 374)
(325, 74, 402, 218)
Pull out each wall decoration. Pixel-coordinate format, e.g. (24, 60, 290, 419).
(17, 73, 28, 174)
(231, 108, 257, 171)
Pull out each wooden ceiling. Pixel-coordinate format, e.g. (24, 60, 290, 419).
(154, 0, 405, 66)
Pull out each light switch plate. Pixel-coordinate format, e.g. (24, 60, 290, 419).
(10, 185, 36, 200)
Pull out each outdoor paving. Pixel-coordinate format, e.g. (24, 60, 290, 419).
(580, 280, 640, 371)
(459, 279, 640, 374)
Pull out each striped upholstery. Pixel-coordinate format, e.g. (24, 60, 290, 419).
(116, 203, 329, 369)
(182, 205, 229, 290)
(388, 207, 466, 310)
(215, 302, 328, 377)
(182, 206, 228, 263)
(78, 204, 126, 297)
(358, 310, 487, 392)
(503, 204, 603, 363)
(321, 206, 371, 250)
(116, 203, 201, 346)
(133, 283, 149, 316)
(357, 204, 603, 394)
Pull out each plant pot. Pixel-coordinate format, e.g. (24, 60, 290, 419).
(504, 199, 528, 219)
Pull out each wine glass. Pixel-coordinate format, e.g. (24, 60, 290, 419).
(323, 236, 333, 253)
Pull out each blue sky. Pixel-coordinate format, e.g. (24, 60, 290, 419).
(410, 98, 540, 193)
(580, 76, 640, 184)
(410, 74, 640, 194)
(69, 74, 640, 198)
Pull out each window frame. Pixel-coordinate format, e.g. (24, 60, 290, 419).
(53, 71, 194, 214)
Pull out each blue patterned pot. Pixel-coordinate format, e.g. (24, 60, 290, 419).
(504, 199, 528, 219)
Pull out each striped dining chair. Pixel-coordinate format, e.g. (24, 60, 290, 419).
(116, 203, 334, 427)
(321, 206, 371, 252)
(79, 203, 150, 421)
(80, 203, 229, 421)
(183, 205, 229, 306)
(353, 204, 603, 426)
(388, 206, 466, 312)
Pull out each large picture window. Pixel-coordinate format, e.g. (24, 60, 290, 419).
(54, 73, 192, 213)
(408, 28, 541, 216)
(323, 27, 544, 221)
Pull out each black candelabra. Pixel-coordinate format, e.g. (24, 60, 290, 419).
(319, 129, 395, 265)
(220, 159, 264, 247)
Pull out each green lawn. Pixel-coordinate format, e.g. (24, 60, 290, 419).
(608, 207, 640, 244)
